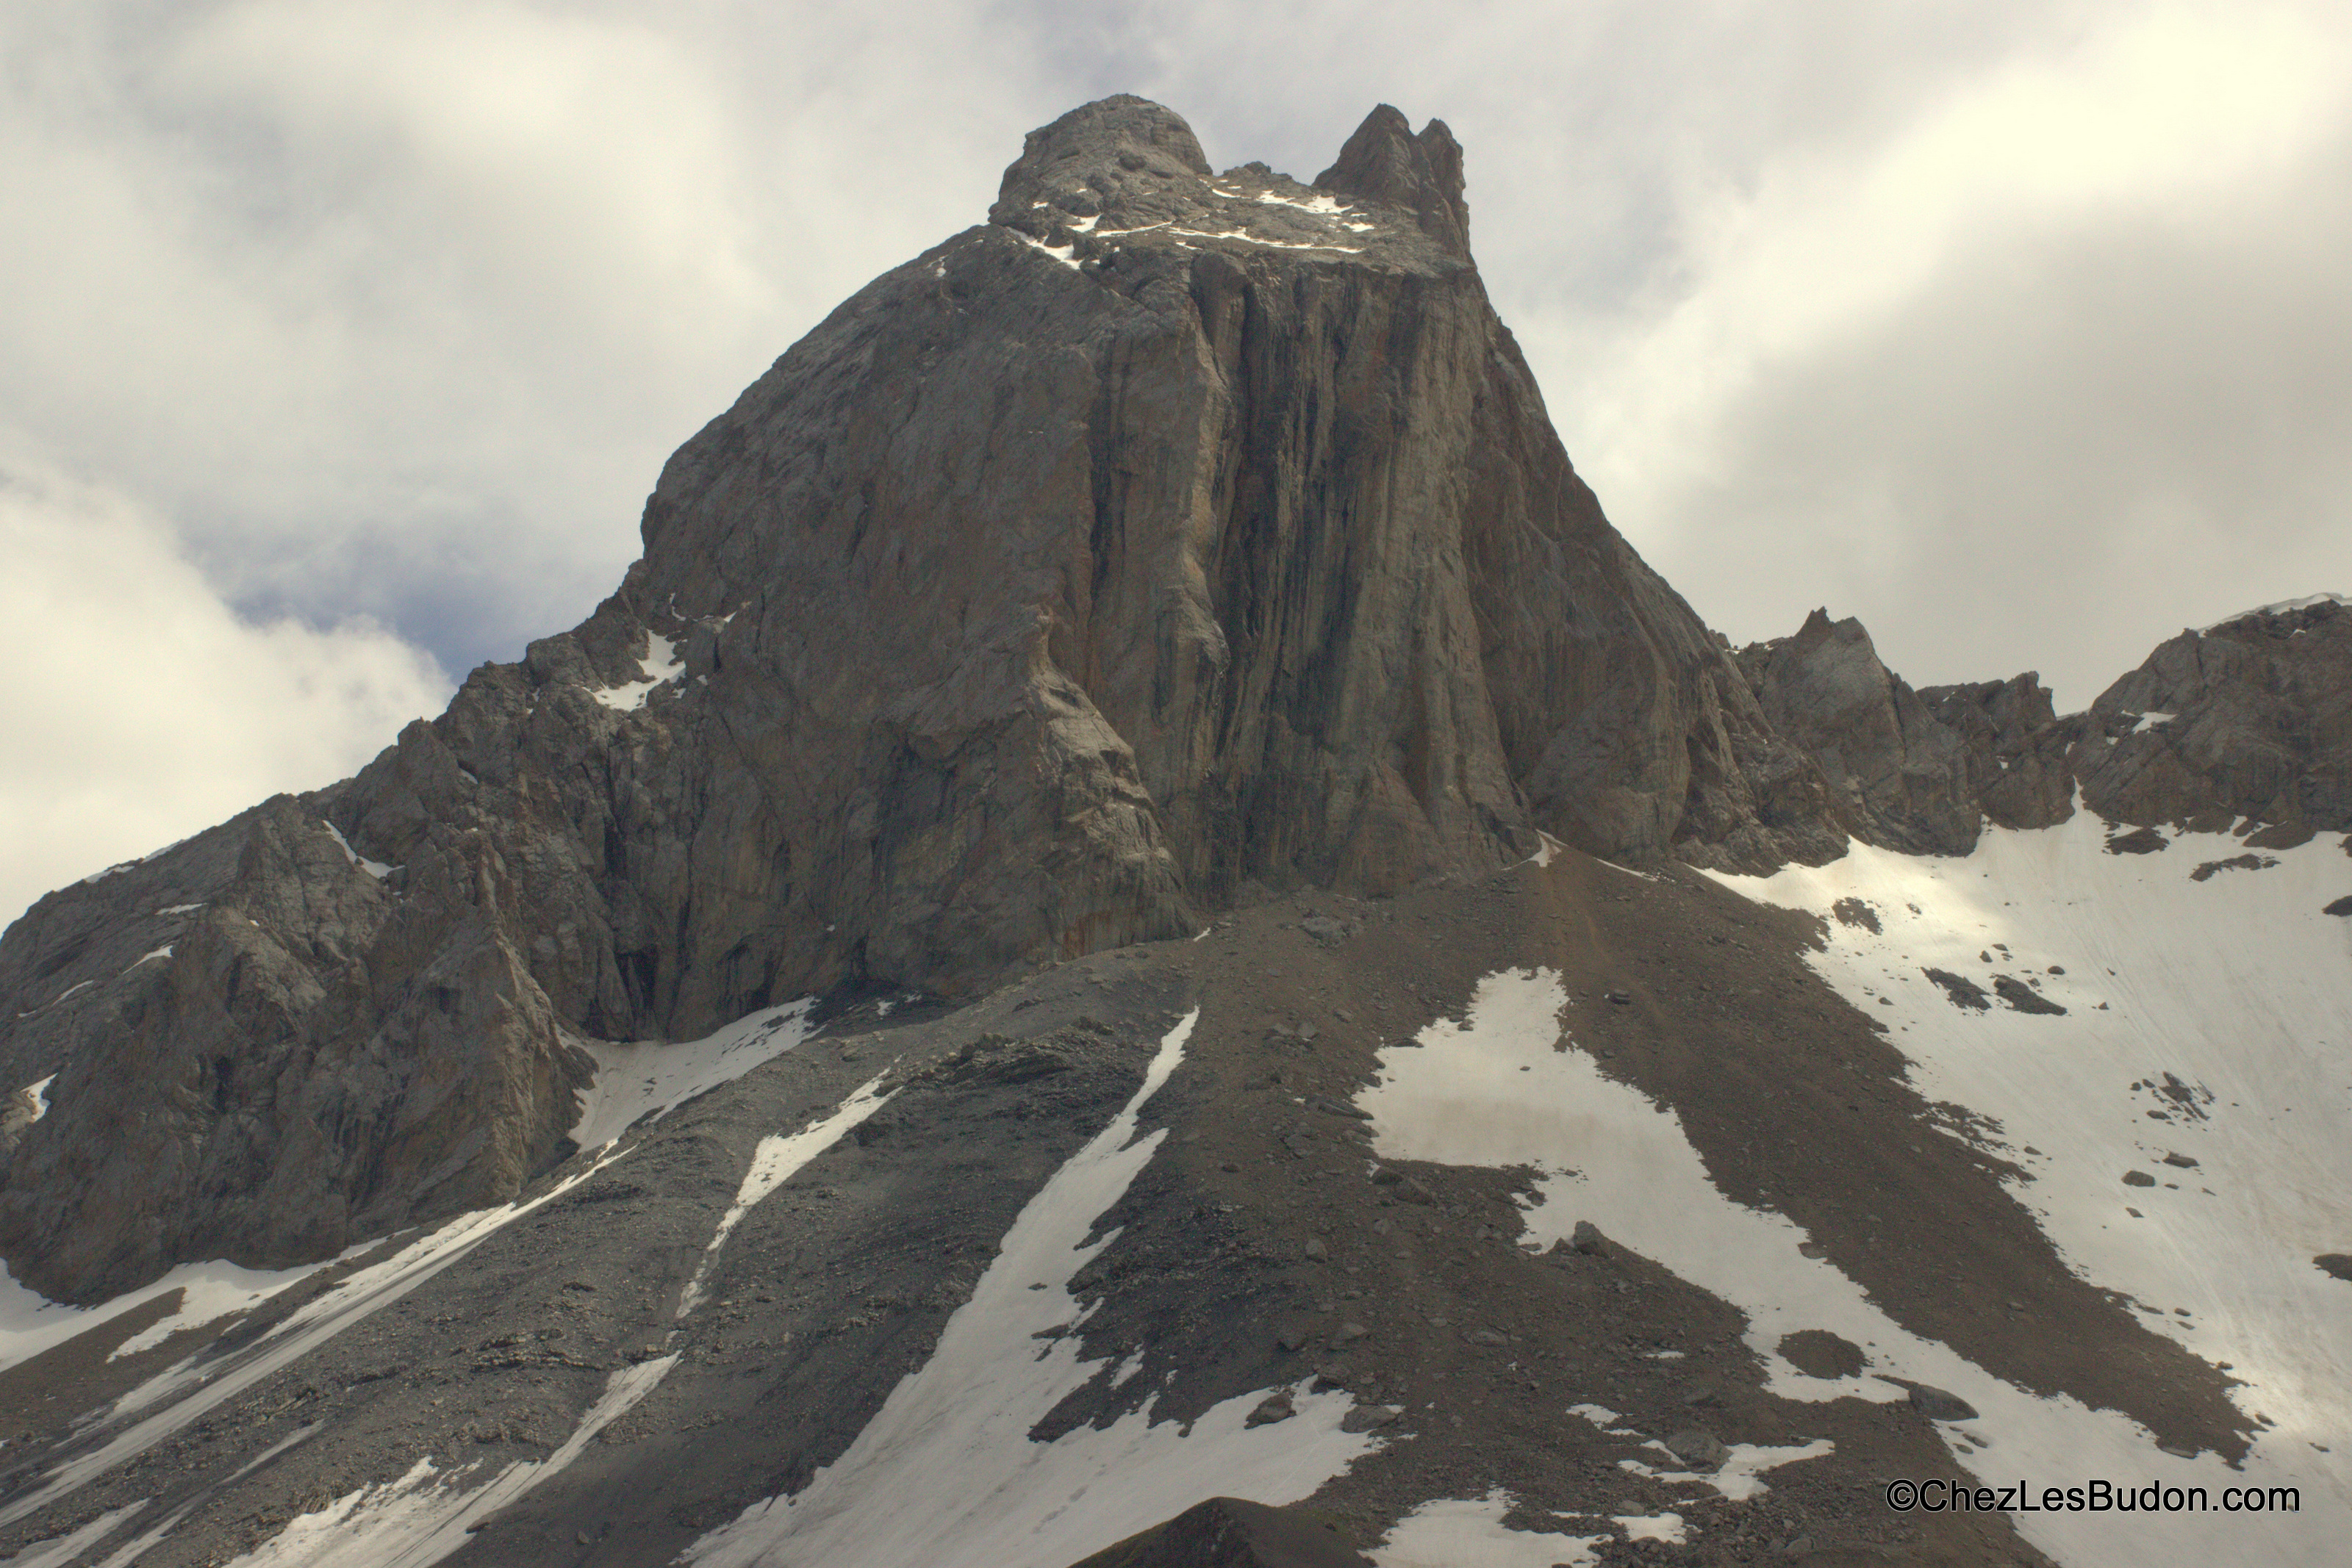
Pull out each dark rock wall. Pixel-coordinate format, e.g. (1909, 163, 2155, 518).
(0, 98, 2342, 1303)
(2079, 598, 2352, 839)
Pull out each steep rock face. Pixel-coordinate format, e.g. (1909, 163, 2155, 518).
(0, 96, 1851, 1301)
(2079, 597, 2352, 841)
(0, 796, 589, 1299)
(1914, 675, 2086, 832)
(1734, 611, 2083, 857)
(1735, 610, 1980, 854)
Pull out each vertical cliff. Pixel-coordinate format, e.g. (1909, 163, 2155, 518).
(0, 97, 1857, 1300)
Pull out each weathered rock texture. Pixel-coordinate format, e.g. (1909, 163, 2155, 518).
(0, 98, 2345, 1304)
(1068, 1496, 1373, 1567)
(2078, 596, 2352, 842)
(1732, 611, 2087, 857)
(0, 97, 1849, 1301)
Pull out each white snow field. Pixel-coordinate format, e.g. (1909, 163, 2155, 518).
(567, 998, 817, 1155)
(682, 1007, 1380, 1568)
(1706, 809, 2352, 1561)
(1352, 805, 2345, 1566)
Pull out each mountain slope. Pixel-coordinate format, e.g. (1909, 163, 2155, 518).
(0, 98, 2344, 1568)
(0, 96, 1846, 1307)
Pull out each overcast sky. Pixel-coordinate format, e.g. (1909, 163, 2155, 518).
(5, 0, 2348, 928)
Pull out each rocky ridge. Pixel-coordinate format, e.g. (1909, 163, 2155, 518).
(0, 96, 2344, 1331)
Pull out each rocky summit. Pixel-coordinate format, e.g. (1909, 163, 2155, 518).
(0, 100, 2345, 1568)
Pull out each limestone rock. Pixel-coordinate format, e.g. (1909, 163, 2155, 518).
(2079, 597, 2352, 835)
(1736, 610, 1979, 854)
(6, 95, 2336, 1309)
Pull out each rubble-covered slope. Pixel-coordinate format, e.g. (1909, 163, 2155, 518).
(0, 824, 2340, 1567)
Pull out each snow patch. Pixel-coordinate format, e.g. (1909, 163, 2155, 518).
(590, 633, 684, 711)
(21, 1076, 53, 1123)
(318, 822, 391, 880)
(154, 903, 204, 916)
(676, 1071, 895, 1319)
(2129, 711, 2176, 734)
(1250, 190, 1349, 215)
(102, 1260, 342, 1362)
(0, 1153, 637, 1529)
(567, 998, 816, 1155)
(121, 945, 172, 975)
(1165, 226, 1363, 253)
(1614, 1510, 1685, 1544)
(1013, 231, 1082, 270)
(2201, 591, 2349, 631)
(682, 1009, 1378, 1568)
(0, 1253, 320, 1375)
(219, 1357, 675, 1566)
(1, 1500, 150, 1567)
(1618, 1439, 1834, 1501)
(1374, 1491, 1603, 1567)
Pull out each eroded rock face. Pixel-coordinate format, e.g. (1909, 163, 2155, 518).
(4, 98, 2342, 1306)
(0, 97, 1850, 1301)
(1734, 611, 2084, 856)
(1735, 610, 1979, 854)
(2079, 597, 2352, 841)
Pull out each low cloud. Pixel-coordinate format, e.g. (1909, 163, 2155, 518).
(0, 453, 450, 930)
(1539, 1, 2352, 705)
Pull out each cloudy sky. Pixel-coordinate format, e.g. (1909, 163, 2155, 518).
(5, 0, 2348, 928)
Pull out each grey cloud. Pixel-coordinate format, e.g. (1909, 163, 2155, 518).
(1627, 129, 2352, 708)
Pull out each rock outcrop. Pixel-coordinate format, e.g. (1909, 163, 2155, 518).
(1, 97, 2345, 1308)
(1069, 1496, 1374, 1567)
(1732, 594, 2352, 859)
(0, 98, 1849, 1301)
(1734, 610, 2081, 857)
(2079, 596, 2352, 842)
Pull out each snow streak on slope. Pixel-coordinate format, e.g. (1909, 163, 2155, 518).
(568, 999, 816, 1154)
(215, 1358, 678, 1568)
(0, 1156, 638, 1532)
(1707, 811, 2352, 1562)
(684, 1009, 1378, 1568)
(677, 1071, 896, 1317)
(0, 1499, 149, 1568)
(1355, 962, 2338, 1568)
(0, 1256, 330, 1374)
(213, 1060, 906, 1566)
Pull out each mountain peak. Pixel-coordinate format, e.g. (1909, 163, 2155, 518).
(989, 95, 1213, 231)
(988, 97, 1474, 273)
(1314, 103, 1469, 256)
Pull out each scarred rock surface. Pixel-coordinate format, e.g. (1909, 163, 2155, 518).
(0, 98, 1850, 1302)
(0, 98, 2345, 1312)
(2079, 596, 2352, 840)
